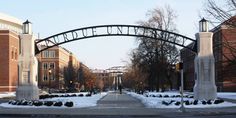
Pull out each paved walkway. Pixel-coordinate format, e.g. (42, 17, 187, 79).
(0, 92, 236, 118)
(96, 91, 144, 108)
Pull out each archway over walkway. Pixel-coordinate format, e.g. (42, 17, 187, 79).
(35, 25, 197, 54)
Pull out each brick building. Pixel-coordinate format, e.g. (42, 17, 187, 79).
(181, 17, 236, 92)
(0, 13, 22, 92)
(37, 45, 80, 91)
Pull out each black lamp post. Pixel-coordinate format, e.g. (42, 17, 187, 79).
(22, 20, 32, 34)
(199, 18, 208, 32)
(48, 68, 52, 94)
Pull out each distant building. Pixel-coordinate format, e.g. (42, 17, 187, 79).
(181, 16, 236, 92)
(92, 69, 109, 89)
(36, 45, 80, 91)
(0, 13, 22, 92)
(91, 66, 127, 90)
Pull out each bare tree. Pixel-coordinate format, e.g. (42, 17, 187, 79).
(205, 0, 236, 26)
(205, 0, 236, 88)
(130, 5, 179, 92)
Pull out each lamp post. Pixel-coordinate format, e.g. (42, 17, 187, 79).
(199, 18, 208, 32)
(48, 68, 52, 94)
(179, 62, 185, 112)
(22, 20, 32, 34)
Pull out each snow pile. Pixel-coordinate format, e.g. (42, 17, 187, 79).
(0, 92, 107, 108)
(127, 92, 236, 108)
(217, 92, 236, 100)
(0, 92, 15, 98)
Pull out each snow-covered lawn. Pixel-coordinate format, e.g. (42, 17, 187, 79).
(127, 92, 236, 108)
(217, 92, 236, 100)
(0, 92, 15, 98)
(0, 92, 107, 108)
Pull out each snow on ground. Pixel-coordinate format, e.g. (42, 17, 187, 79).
(217, 92, 236, 100)
(0, 92, 15, 98)
(0, 92, 107, 108)
(127, 92, 236, 108)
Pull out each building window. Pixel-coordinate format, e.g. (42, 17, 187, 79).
(15, 49, 17, 60)
(43, 63, 48, 70)
(42, 51, 49, 58)
(42, 50, 55, 58)
(49, 51, 56, 58)
(11, 49, 14, 60)
(49, 62, 55, 69)
(43, 73, 48, 81)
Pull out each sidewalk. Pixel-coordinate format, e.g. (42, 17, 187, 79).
(96, 91, 144, 108)
(0, 92, 235, 117)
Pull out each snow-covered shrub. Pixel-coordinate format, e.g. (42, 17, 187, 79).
(202, 100, 207, 105)
(39, 94, 50, 99)
(33, 101, 43, 106)
(193, 100, 198, 105)
(8, 100, 15, 104)
(54, 101, 63, 107)
(78, 94, 84, 97)
(185, 100, 191, 105)
(164, 95, 169, 98)
(71, 94, 77, 97)
(44, 101, 54, 106)
(214, 99, 224, 104)
(64, 101, 73, 107)
(162, 101, 170, 106)
(175, 101, 181, 106)
(21, 100, 28, 105)
(85, 94, 92, 97)
(207, 100, 212, 105)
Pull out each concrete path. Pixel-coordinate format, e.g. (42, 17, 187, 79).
(96, 91, 144, 108)
(0, 92, 236, 118)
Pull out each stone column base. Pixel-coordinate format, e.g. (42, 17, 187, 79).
(16, 85, 39, 100)
(194, 82, 217, 100)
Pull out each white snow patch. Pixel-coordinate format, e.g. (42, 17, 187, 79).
(0, 92, 107, 108)
(127, 92, 236, 108)
(217, 92, 236, 100)
(0, 92, 15, 98)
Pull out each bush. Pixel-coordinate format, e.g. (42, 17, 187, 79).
(85, 94, 92, 97)
(33, 101, 43, 106)
(21, 100, 28, 105)
(39, 94, 49, 99)
(163, 95, 169, 98)
(78, 94, 84, 97)
(28, 101, 33, 106)
(54, 101, 63, 107)
(207, 100, 212, 105)
(11, 101, 17, 105)
(185, 100, 190, 105)
(176, 95, 181, 97)
(158, 95, 162, 98)
(202, 100, 207, 105)
(8, 100, 15, 104)
(71, 94, 77, 97)
(44, 101, 54, 106)
(175, 101, 181, 106)
(193, 100, 198, 105)
(214, 99, 224, 104)
(162, 101, 170, 106)
(189, 95, 194, 98)
(64, 101, 74, 107)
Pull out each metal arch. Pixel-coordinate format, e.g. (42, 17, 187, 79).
(35, 25, 197, 54)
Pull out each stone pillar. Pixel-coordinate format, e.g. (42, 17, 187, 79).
(16, 20, 39, 100)
(194, 18, 217, 100)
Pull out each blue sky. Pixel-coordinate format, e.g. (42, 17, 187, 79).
(1, 0, 210, 69)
